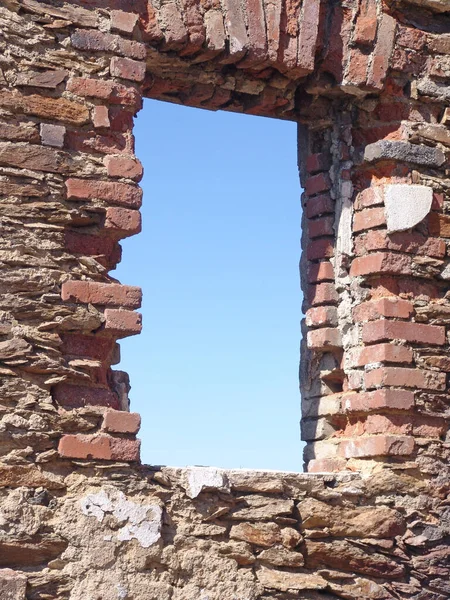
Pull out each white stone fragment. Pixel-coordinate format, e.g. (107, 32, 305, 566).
(116, 505, 163, 548)
(384, 184, 433, 232)
(185, 467, 228, 498)
(80, 490, 113, 522)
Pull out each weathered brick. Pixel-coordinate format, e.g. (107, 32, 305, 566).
(350, 252, 412, 277)
(58, 434, 140, 461)
(429, 212, 450, 238)
(347, 414, 446, 438)
(350, 343, 413, 367)
(65, 130, 130, 156)
(308, 283, 338, 306)
(353, 0, 377, 46)
(110, 56, 146, 82)
(305, 173, 331, 196)
(71, 29, 146, 60)
(339, 435, 415, 459)
(62, 281, 142, 309)
(0, 89, 89, 125)
(305, 194, 334, 218)
(307, 458, 347, 473)
(307, 261, 334, 283)
(346, 49, 370, 86)
(305, 306, 338, 328)
(0, 122, 40, 143)
(104, 155, 143, 180)
(306, 153, 331, 174)
(353, 207, 385, 232)
(353, 297, 414, 322)
(365, 367, 446, 391)
(53, 384, 120, 409)
(0, 142, 70, 173)
(104, 207, 142, 237)
(66, 178, 142, 208)
(341, 389, 415, 413)
(362, 320, 445, 345)
(307, 238, 334, 261)
(15, 68, 68, 88)
(93, 106, 110, 128)
(67, 77, 142, 108)
(103, 409, 141, 434)
(110, 9, 139, 34)
(103, 309, 142, 337)
(354, 229, 446, 259)
(64, 231, 121, 265)
(307, 327, 342, 350)
(40, 123, 65, 148)
(367, 13, 397, 89)
(308, 216, 334, 239)
(61, 333, 117, 362)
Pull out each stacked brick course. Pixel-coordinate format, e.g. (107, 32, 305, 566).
(0, 0, 449, 598)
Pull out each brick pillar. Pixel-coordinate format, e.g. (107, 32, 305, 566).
(300, 80, 450, 473)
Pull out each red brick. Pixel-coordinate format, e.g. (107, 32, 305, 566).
(432, 192, 444, 211)
(356, 414, 445, 438)
(67, 77, 142, 108)
(307, 261, 334, 283)
(354, 0, 377, 46)
(365, 367, 446, 391)
(355, 187, 384, 210)
(307, 458, 347, 473)
(66, 178, 142, 209)
(429, 212, 450, 238)
(61, 334, 116, 362)
(104, 155, 143, 181)
(346, 48, 370, 86)
(354, 229, 446, 259)
(308, 283, 338, 306)
(305, 306, 338, 328)
(305, 172, 331, 196)
(308, 216, 334, 239)
(341, 389, 415, 413)
(362, 320, 445, 346)
(111, 9, 139, 34)
(353, 207, 385, 232)
(353, 297, 414, 322)
(339, 435, 415, 458)
(110, 56, 146, 82)
(307, 238, 334, 261)
(297, 0, 321, 72)
(306, 153, 331, 174)
(71, 29, 146, 59)
(350, 252, 412, 277)
(350, 343, 413, 367)
(103, 409, 141, 434)
(64, 231, 121, 261)
(103, 309, 142, 337)
(0, 89, 89, 125)
(367, 13, 397, 89)
(307, 327, 342, 350)
(65, 130, 130, 155)
(305, 194, 334, 218)
(92, 106, 110, 128)
(104, 207, 141, 238)
(62, 281, 142, 309)
(15, 68, 68, 88)
(59, 434, 140, 461)
(53, 383, 120, 409)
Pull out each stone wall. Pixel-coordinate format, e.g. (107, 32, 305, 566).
(0, 0, 449, 598)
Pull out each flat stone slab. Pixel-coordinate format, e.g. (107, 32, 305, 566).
(384, 184, 433, 232)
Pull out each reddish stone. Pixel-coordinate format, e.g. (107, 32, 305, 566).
(429, 212, 450, 238)
(307, 261, 334, 283)
(342, 389, 414, 413)
(65, 130, 130, 155)
(350, 253, 412, 277)
(297, 0, 321, 72)
(61, 333, 116, 362)
(0, 89, 89, 125)
(308, 216, 334, 239)
(353, 297, 414, 322)
(350, 343, 413, 368)
(0, 122, 40, 143)
(307, 327, 342, 350)
(103, 309, 142, 337)
(64, 231, 121, 265)
(15, 68, 68, 88)
(66, 178, 142, 208)
(92, 106, 110, 128)
(0, 142, 69, 174)
(61, 281, 142, 309)
(365, 367, 446, 391)
(306, 153, 331, 174)
(362, 320, 445, 346)
(104, 207, 142, 238)
(305, 194, 334, 218)
(308, 283, 339, 306)
(71, 29, 146, 59)
(110, 9, 139, 34)
(339, 435, 415, 459)
(353, 207, 385, 232)
(307, 238, 334, 261)
(67, 77, 142, 108)
(110, 437, 141, 461)
(53, 384, 120, 409)
(110, 56, 146, 82)
(305, 173, 331, 197)
(103, 409, 141, 434)
(104, 155, 143, 181)
(307, 458, 347, 473)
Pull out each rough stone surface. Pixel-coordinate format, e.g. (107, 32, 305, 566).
(384, 184, 433, 232)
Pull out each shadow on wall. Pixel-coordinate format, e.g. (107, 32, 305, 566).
(113, 98, 305, 471)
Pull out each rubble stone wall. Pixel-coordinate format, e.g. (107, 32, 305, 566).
(0, 0, 449, 598)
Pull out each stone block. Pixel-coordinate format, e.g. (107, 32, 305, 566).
(384, 184, 433, 232)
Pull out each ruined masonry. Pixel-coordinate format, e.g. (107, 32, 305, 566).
(0, 0, 449, 598)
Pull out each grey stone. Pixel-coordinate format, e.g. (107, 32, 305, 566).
(402, 0, 450, 12)
(417, 78, 450, 102)
(364, 141, 445, 168)
(0, 569, 27, 600)
(40, 123, 65, 148)
(384, 184, 433, 232)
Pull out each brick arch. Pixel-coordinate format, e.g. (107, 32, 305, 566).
(1, 0, 450, 597)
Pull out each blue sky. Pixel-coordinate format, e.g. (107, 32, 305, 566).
(113, 98, 304, 471)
